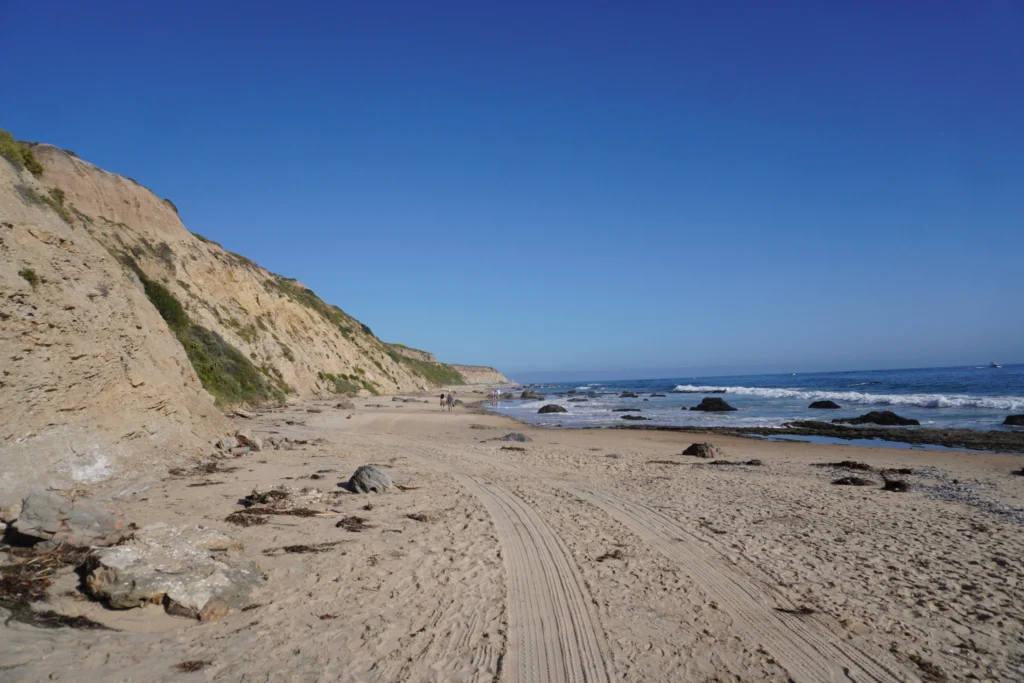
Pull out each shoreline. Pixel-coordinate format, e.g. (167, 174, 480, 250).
(473, 398, 1024, 454)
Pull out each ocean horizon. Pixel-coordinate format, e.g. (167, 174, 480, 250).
(491, 363, 1024, 432)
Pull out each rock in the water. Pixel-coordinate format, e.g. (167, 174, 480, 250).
(1005, 415, 1024, 426)
(498, 432, 531, 442)
(612, 408, 641, 412)
(538, 404, 568, 414)
(833, 411, 919, 426)
(347, 465, 393, 493)
(682, 443, 720, 458)
(620, 415, 650, 421)
(619, 391, 639, 398)
(808, 400, 841, 410)
(12, 492, 127, 547)
(567, 398, 589, 403)
(84, 523, 261, 617)
(650, 393, 666, 397)
(335, 400, 356, 410)
(520, 391, 543, 400)
(234, 429, 262, 451)
(689, 398, 737, 412)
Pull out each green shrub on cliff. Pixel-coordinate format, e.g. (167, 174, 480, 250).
(130, 258, 284, 404)
(0, 128, 43, 177)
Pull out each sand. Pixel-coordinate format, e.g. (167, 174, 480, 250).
(3, 387, 1023, 682)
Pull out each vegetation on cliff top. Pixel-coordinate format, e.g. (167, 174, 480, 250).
(0, 128, 44, 177)
(385, 345, 464, 385)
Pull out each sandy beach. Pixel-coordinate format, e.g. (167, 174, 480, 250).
(3, 387, 1023, 682)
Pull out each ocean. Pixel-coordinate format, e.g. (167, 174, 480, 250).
(490, 364, 1024, 431)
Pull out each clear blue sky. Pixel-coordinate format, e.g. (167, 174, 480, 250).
(2, 1, 1022, 379)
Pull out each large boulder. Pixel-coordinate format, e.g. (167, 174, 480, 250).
(538, 404, 568, 414)
(809, 400, 841, 410)
(520, 391, 544, 400)
(347, 465, 393, 493)
(682, 443, 720, 458)
(689, 398, 737, 412)
(1005, 415, 1024, 426)
(12, 492, 127, 547)
(833, 411, 919, 426)
(84, 523, 262, 619)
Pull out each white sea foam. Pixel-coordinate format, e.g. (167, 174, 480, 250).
(670, 385, 1024, 411)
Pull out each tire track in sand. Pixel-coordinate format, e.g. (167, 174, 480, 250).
(451, 473, 612, 683)
(560, 484, 912, 683)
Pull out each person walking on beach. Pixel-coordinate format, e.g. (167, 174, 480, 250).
(446, 393, 455, 411)
(439, 393, 446, 411)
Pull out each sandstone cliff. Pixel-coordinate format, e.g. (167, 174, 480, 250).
(0, 134, 507, 505)
(0, 150, 232, 505)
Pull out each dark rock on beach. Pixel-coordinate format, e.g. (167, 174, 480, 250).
(833, 410, 919, 426)
(347, 465, 393, 493)
(689, 398, 737, 412)
(1005, 415, 1024, 426)
(808, 400, 841, 410)
(538, 404, 568, 414)
(682, 442, 719, 458)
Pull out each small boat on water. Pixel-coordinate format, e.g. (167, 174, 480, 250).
(991, 361, 1002, 368)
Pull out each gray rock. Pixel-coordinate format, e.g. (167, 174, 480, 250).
(1004, 415, 1024, 426)
(12, 491, 127, 547)
(682, 443, 720, 458)
(233, 409, 255, 419)
(498, 432, 531, 442)
(234, 429, 263, 451)
(230, 446, 251, 457)
(335, 400, 356, 410)
(538, 404, 568, 414)
(84, 523, 262, 616)
(217, 436, 239, 451)
(809, 400, 842, 409)
(347, 465, 393, 493)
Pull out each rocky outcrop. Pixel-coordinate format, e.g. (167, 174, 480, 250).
(84, 523, 262, 618)
(809, 400, 841, 409)
(520, 390, 544, 400)
(689, 398, 737, 412)
(538, 404, 567, 414)
(833, 411, 919, 426)
(1005, 415, 1024, 426)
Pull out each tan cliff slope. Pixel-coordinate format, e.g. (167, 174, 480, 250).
(0, 154, 232, 506)
(0, 138, 506, 505)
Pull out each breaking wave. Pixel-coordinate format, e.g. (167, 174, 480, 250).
(670, 385, 1024, 411)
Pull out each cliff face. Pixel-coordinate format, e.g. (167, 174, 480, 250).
(0, 139, 507, 505)
(450, 365, 510, 385)
(0, 153, 232, 506)
(29, 145, 505, 398)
